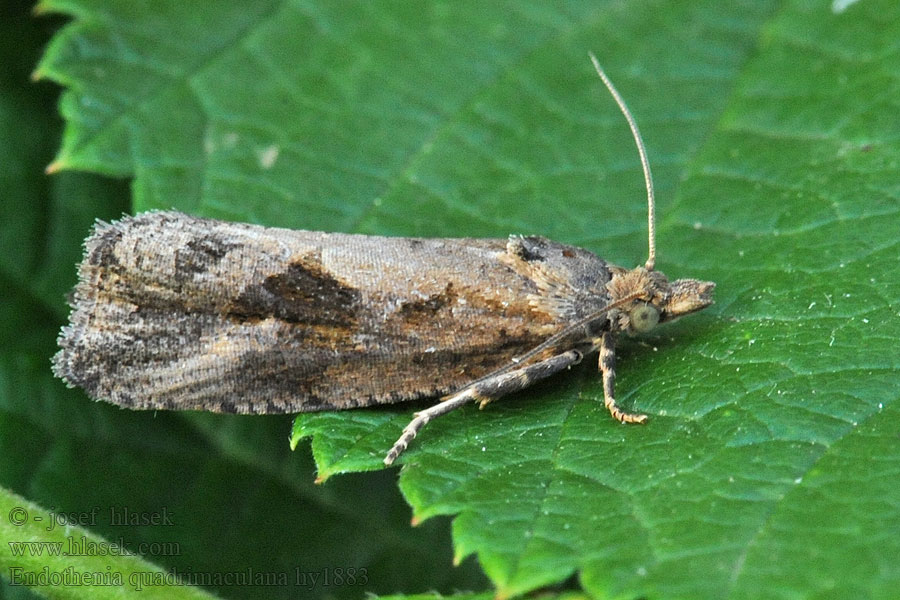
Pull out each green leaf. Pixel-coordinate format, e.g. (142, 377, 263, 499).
(23, 0, 900, 599)
(0, 486, 219, 599)
(374, 595, 494, 600)
(372, 594, 585, 600)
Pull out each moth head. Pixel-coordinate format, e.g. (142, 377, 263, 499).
(661, 278, 716, 323)
(607, 267, 715, 335)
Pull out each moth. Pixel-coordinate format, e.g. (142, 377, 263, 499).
(53, 54, 714, 466)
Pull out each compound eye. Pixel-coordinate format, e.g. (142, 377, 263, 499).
(629, 303, 660, 333)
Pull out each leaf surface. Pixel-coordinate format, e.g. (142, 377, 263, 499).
(24, 1, 900, 599)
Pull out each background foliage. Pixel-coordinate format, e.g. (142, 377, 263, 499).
(1, 1, 898, 599)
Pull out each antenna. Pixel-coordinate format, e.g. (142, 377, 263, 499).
(588, 52, 656, 271)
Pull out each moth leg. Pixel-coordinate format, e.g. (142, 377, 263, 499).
(384, 349, 584, 466)
(476, 348, 586, 409)
(599, 332, 648, 424)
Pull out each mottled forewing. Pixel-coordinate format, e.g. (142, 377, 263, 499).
(53, 212, 613, 413)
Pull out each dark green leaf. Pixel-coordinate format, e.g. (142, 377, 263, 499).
(15, 1, 900, 599)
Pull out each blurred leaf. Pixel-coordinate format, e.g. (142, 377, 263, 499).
(17, 0, 900, 599)
(0, 486, 218, 599)
(373, 594, 584, 600)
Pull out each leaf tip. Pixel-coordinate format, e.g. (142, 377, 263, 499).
(493, 587, 512, 600)
(32, 0, 51, 16)
(45, 159, 67, 174)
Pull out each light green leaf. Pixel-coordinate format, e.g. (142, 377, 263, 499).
(25, 1, 900, 599)
(0, 486, 218, 599)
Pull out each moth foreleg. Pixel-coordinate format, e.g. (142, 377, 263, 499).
(383, 349, 584, 466)
(599, 332, 648, 424)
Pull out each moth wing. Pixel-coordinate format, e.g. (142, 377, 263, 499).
(54, 212, 612, 413)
